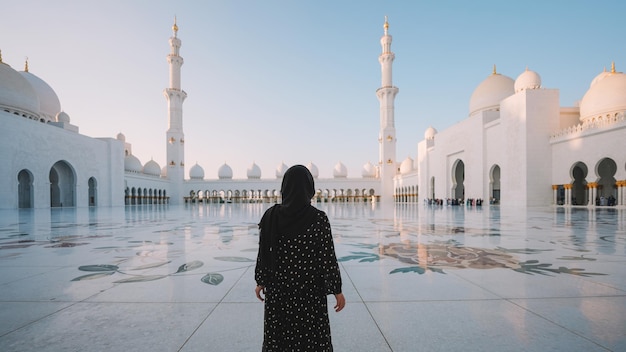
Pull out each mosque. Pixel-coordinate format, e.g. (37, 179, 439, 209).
(1, 19, 625, 210)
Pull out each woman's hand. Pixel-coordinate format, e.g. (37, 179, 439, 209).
(255, 285, 266, 302)
(334, 293, 345, 312)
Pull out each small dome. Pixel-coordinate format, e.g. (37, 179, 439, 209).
(124, 154, 142, 173)
(247, 162, 262, 179)
(161, 165, 167, 178)
(276, 162, 289, 178)
(514, 68, 541, 93)
(56, 111, 70, 123)
(333, 162, 347, 178)
(469, 67, 515, 115)
(218, 163, 233, 179)
(400, 156, 414, 174)
(0, 62, 40, 117)
(362, 161, 376, 178)
(424, 126, 437, 140)
(20, 71, 61, 121)
(579, 64, 626, 122)
(306, 162, 319, 179)
(143, 159, 161, 176)
(116, 132, 126, 142)
(189, 163, 205, 180)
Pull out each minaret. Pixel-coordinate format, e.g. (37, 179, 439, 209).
(164, 18, 187, 205)
(376, 17, 399, 199)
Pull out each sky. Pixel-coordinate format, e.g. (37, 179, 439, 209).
(2, 0, 626, 179)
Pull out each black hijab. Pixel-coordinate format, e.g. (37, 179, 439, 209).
(258, 165, 319, 273)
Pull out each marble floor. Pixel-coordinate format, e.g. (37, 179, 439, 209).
(0, 203, 625, 352)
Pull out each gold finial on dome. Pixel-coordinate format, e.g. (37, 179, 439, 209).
(384, 16, 389, 34)
(172, 16, 178, 36)
(24, 57, 29, 72)
(492, 64, 497, 75)
(611, 61, 616, 73)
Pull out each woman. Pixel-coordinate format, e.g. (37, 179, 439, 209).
(255, 165, 345, 351)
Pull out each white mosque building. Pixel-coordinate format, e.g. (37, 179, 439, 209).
(0, 19, 625, 210)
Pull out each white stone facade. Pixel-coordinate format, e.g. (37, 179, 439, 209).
(398, 66, 626, 207)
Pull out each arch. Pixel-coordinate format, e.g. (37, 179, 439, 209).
(596, 158, 617, 205)
(489, 164, 501, 203)
(18, 169, 34, 208)
(570, 162, 588, 205)
(49, 160, 76, 207)
(451, 159, 465, 200)
(88, 177, 97, 206)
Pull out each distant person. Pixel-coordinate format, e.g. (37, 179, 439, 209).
(255, 165, 345, 351)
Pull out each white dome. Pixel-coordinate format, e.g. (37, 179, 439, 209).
(579, 65, 626, 122)
(333, 162, 347, 178)
(400, 157, 414, 175)
(124, 154, 142, 173)
(143, 159, 161, 176)
(189, 163, 205, 179)
(0, 62, 40, 117)
(362, 161, 376, 178)
(469, 68, 515, 115)
(247, 162, 262, 179)
(514, 68, 541, 93)
(20, 71, 61, 121)
(424, 126, 437, 140)
(306, 162, 319, 179)
(276, 162, 289, 178)
(161, 165, 167, 178)
(218, 163, 233, 179)
(116, 132, 126, 142)
(56, 111, 70, 123)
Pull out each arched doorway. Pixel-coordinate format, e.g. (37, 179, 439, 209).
(49, 161, 76, 207)
(452, 159, 465, 200)
(571, 162, 588, 205)
(596, 158, 617, 205)
(490, 165, 501, 203)
(88, 177, 97, 206)
(18, 169, 34, 208)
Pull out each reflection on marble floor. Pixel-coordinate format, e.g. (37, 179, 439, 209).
(0, 203, 625, 352)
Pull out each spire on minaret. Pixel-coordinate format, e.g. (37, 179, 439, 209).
(172, 16, 178, 37)
(611, 61, 616, 73)
(24, 57, 29, 72)
(384, 15, 389, 35)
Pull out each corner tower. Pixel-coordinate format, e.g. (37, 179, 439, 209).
(376, 17, 399, 199)
(164, 18, 187, 204)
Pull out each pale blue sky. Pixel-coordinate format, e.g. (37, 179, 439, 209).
(3, 1, 625, 178)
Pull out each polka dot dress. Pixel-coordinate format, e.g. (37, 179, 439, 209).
(256, 211, 342, 352)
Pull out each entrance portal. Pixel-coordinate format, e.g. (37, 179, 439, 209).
(88, 177, 97, 206)
(49, 161, 76, 207)
(18, 169, 34, 208)
(571, 162, 588, 205)
(452, 160, 465, 200)
(490, 165, 501, 203)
